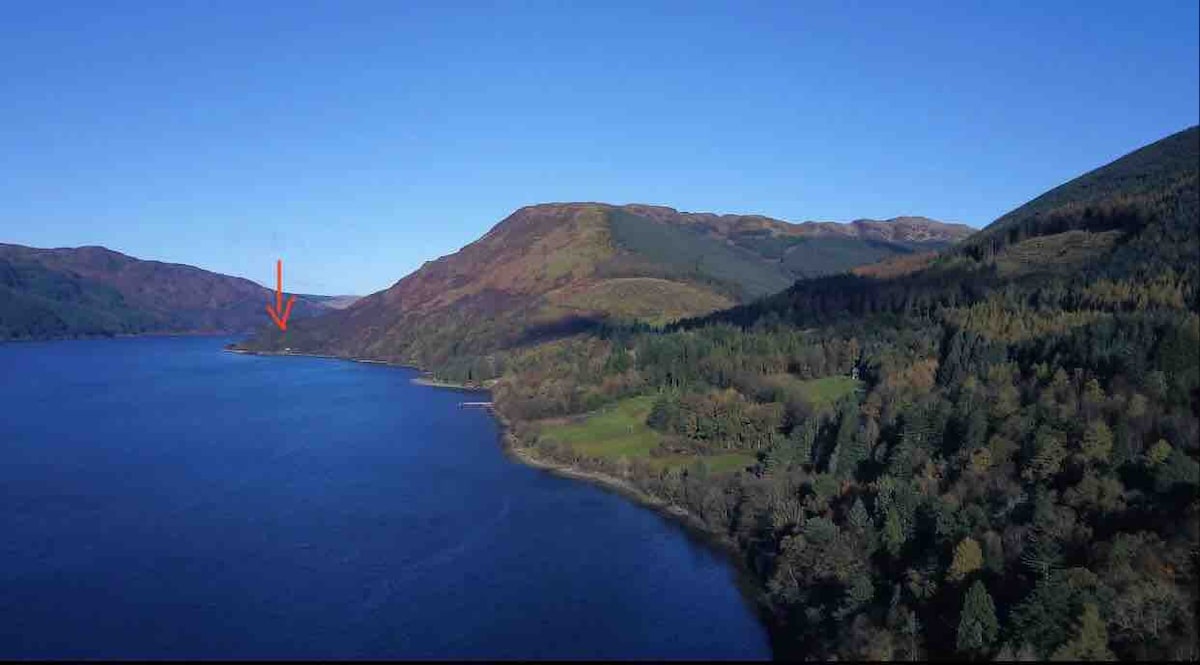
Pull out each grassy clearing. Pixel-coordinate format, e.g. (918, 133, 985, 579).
(536, 395, 756, 475)
(539, 395, 660, 459)
(761, 374, 862, 409)
(994, 230, 1122, 276)
(793, 375, 862, 408)
(702, 452, 758, 473)
(650, 451, 758, 474)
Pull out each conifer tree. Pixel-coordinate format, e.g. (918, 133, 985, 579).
(1050, 603, 1115, 661)
(957, 580, 999, 655)
(832, 399, 864, 480)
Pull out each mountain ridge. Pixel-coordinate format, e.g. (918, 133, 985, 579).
(0, 243, 341, 339)
(239, 203, 969, 372)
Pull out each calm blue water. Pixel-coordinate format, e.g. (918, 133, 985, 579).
(0, 336, 770, 659)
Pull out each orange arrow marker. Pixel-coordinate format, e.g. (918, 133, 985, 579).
(265, 259, 296, 331)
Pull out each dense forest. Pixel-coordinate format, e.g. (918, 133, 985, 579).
(236, 126, 1199, 659)
(473, 127, 1200, 660)
(0, 256, 157, 338)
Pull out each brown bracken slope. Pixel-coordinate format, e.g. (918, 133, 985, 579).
(239, 203, 971, 372)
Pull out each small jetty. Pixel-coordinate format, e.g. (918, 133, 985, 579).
(459, 401, 494, 409)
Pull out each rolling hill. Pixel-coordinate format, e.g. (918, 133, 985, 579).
(486, 126, 1199, 660)
(0, 244, 340, 340)
(237, 204, 970, 372)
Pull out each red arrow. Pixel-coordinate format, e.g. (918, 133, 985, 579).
(265, 259, 296, 331)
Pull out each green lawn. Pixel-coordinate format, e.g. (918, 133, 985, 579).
(537, 395, 757, 474)
(796, 372, 864, 403)
(780, 375, 863, 409)
(652, 451, 758, 474)
(704, 452, 758, 473)
(539, 395, 661, 459)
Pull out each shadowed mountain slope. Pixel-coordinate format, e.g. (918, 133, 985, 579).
(0, 244, 334, 339)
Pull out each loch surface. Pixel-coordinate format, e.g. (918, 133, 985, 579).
(0, 336, 770, 659)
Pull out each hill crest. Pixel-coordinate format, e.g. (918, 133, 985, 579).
(0, 243, 339, 339)
(240, 202, 968, 369)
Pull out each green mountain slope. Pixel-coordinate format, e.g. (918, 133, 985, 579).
(698, 126, 1199, 331)
(606, 208, 795, 298)
(0, 258, 155, 338)
(964, 125, 1199, 259)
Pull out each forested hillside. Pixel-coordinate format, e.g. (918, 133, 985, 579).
(0, 244, 333, 339)
(237, 203, 967, 378)
(486, 127, 1199, 659)
(237, 126, 1197, 659)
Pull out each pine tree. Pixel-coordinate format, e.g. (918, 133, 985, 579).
(1050, 603, 1115, 661)
(889, 409, 926, 477)
(787, 418, 819, 468)
(894, 606, 923, 661)
(1026, 428, 1067, 480)
(957, 580, 999, 655)
(848, 497, 871, 533)
(883, 508, 906, 557)
(1111, 419, 1134, 467)
(1080, 421, 1113, 464)
(962, 406, 988, 452)
(1146, 438, 1172, 466)
(1021, 531, 1063, 580)
(832, 400, 864, 480)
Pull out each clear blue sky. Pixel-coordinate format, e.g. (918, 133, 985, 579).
(1, 1, 1196, 295)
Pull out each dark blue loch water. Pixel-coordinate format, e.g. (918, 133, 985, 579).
(0, 336, 770, 659)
